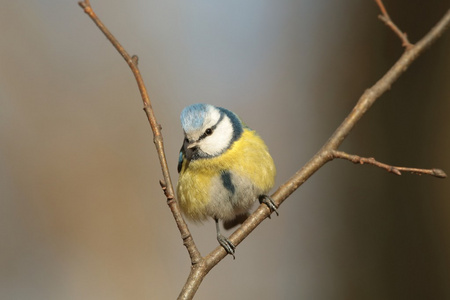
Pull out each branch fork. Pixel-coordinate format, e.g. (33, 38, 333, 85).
(375, 0, 414, 49)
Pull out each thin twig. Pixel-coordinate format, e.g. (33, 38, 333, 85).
(78, 0, 202, 265)
(374, 0, 414, 49)
(331, 150, 447, 178)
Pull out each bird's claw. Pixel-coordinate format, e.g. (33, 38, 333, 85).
(217, 233, 235, 259)
(259, 195, 279, 218)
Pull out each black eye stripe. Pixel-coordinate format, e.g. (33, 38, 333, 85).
(199, 125, 216, 140)
(198, 113, 225, 141)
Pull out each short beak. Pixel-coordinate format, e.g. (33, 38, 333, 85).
(184, 140, 198, 162)
(187, 141, 199, 149)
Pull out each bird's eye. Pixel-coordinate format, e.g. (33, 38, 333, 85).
(205, 128, 213, 136)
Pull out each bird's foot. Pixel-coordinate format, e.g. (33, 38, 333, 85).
(259, 195, 279, 218)
(217, 233, 235, 259)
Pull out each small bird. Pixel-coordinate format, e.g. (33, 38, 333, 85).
(177, 103, 277, 258)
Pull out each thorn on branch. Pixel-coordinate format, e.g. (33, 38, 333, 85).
(78, 0, 90, 9)
(332, 150, 446, 179)
(78, 1, 94, 15)
(432, 168, 447, 178)
(131, 55, 139, 66)
(431, 169, 447, 178)
(387, 166, 402, 176)
(160, 179, 167, 189)
(160, 179, 175, 200)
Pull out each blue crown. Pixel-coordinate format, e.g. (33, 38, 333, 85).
(180, 103, 211, 132)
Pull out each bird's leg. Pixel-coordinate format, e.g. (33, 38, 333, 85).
(215, 218, 235, 259)
(259, 194, 279, 218)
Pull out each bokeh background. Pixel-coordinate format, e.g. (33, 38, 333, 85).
(1, 1, 449, 299)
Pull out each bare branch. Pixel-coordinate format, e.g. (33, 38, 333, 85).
(78, 0, 202, 265)
(179, 8, 450, 299)
(78, 2, 450, 299)
(374, 0, 414, 49)
(331, 150, 447, 178)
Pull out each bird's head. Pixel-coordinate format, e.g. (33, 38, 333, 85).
(180, 103, 243, 159)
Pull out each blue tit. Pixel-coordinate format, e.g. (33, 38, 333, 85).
(177, 103, 277, 257)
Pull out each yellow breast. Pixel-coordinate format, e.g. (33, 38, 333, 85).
(177, 128, 276, 221)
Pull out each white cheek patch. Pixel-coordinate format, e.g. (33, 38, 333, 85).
(200, 116, 233, 156)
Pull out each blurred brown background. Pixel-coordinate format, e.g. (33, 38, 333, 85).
(1, 1, 449, 299)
